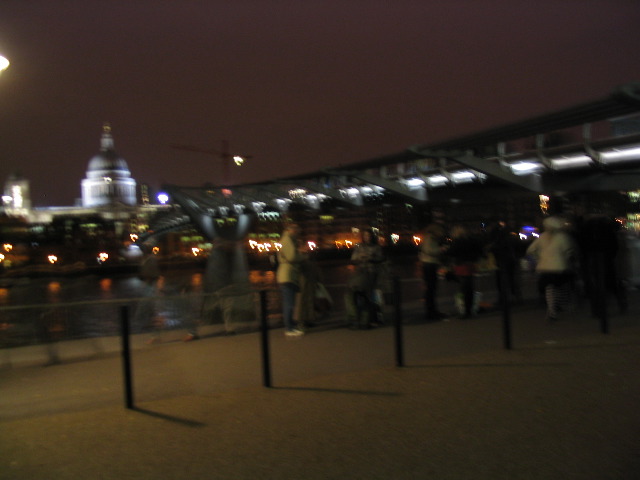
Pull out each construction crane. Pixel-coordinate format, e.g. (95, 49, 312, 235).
(170, 140, 251, 186)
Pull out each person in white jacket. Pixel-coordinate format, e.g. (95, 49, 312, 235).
(526, 216, 577, 321)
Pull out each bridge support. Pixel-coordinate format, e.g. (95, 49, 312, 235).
(202, 237, 257, 333)
(156, 185, 260, 333)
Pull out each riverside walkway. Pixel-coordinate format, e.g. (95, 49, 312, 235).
(1, 288, 639, 479)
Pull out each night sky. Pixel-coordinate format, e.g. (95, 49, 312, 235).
(1, 1, 639, 207)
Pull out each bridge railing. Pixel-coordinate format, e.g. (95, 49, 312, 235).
(0, 277, 420, 365)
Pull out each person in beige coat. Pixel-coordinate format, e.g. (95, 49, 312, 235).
(276, 223, 305, 336)
(526, 216, 577, 321)
(419, 223, 448, 321)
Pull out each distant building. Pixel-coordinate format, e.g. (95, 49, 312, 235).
(0, 124, 175, 265)
(81, 123, 137, 208)
(2, 172, 31, 215)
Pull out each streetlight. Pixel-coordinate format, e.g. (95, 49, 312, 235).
(0, 55, 9, 74)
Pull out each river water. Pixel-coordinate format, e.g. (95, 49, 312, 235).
(0, 256, 432, 347)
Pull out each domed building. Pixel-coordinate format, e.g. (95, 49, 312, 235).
(81, 123, 137, 208)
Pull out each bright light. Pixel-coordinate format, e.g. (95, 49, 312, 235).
(511, 161, 542, 174)
(426, 175, 448, 187)
(0, 55, 9, 73)
(97, 252, 109, 263)
(307, 241, 317, 250)
(0, 253, 4, 262)
(157, 193, 169, 204)
(452, 171, 475, 183)
(539, 194, 550, 214)
(600, 145, 640, 162)
(233, 155, 245, 166)
(152, 247, 160, 254)
(11, 185, 23, 208)
(3, 244, 12, 252)
(48, 255, 58, 264)
(413, 235, 422, 245)
(191, 247, 201, 256)
(289, 188, 306, 198)
(390, 233, 400, 244)
(130, 233, 139, 242)
(248, 240, 282, 253)
(406, 178, 425, 187)
(550, 154, 592, 170)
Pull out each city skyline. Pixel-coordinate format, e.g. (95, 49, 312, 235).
(1, 1, 640, 207)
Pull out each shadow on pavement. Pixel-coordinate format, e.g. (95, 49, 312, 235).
(133, 407, 206, 427)
(272, 386, 402, 396)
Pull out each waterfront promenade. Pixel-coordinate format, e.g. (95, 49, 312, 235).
(1, 290, 639, 479)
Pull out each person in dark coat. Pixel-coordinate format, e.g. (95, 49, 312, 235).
(349, 229, 385, 328)
(578, 214, 627, 317)
(446, 225, 485, 318)
(487, 221, 525, 306)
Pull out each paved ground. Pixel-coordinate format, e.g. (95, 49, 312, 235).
(1, 292, 639, 479)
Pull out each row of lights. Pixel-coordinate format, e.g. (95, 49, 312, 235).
(507, 144, 640, 175)
(403, 171, 485, 188)
(248, 240, 320, 253)
(248, 235, 409, 253)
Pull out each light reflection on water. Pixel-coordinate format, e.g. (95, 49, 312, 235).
(2, 258, 422, 309)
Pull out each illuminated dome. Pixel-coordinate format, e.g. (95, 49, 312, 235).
(81, 123, 137, 207)
(87, 150, 131, 176)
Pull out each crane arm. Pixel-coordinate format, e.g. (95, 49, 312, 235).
(170, 144, 223, 155)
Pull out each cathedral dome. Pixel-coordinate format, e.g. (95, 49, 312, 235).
(86, 123, 132, 179)
(87, 149, 131, 178)
(81, 123, 137, 208)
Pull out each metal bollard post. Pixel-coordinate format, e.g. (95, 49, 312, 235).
(393, 277, 405, 367)
(120, 305, 134, 409)
(499, 269, 512, 350)
(259, 290, 272, 387)
(596, 252, 610, 335)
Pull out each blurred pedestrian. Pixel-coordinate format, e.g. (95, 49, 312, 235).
(526, 216, 577, 322)
(487, 221, 524, 306)
(180, 281, 202, 342)
(577, 214, 627, 317)
(349, 229, 385, 329)
(446, 224, 485, 319)
(419, 223, 449, 321)
(276, 223, 306, 337)
(134, 244, 163, 343)
(295, 250, 324, 328)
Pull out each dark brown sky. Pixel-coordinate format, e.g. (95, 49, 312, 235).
(1, 1, 639, 206)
